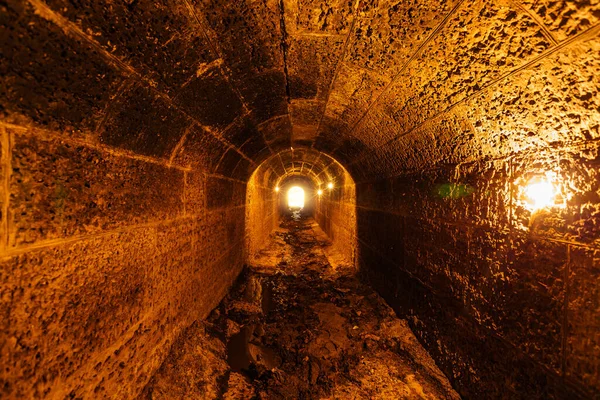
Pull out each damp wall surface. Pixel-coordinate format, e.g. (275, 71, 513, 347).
(246, 169, 279, 263)
(315, 166, 357, 267)
(0, 125, 247, 398)
(0, 1, 256, 397)
(349, 23, 600, 400)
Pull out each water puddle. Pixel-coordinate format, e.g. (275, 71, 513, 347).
(226, 276, 279, 378)
(260, 280, 274, 315)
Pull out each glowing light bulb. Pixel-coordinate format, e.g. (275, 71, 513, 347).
(327, 182, 334, 189)
(275, 186, 280, 192)
(525, 178, 556, 210)
(317, 189, 323, 196)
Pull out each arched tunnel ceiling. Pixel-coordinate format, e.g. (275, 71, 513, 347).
(1, 0, 599, 182)
(252, 148, 346, 189)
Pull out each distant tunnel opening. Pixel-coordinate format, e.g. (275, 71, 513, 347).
(245, 149, 357, 268)
(278, 175, 314, 216)
(287, 186, 305, 209)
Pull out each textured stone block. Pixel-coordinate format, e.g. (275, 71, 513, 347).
(174, 68, 243, 131)
(232, 157, 255, 181)
(290, 100, 323, 141)
(171, 125, 229, 171)
(203, 210, 228, 262)
(466, 38, 600, 159)
(10, 132, 184, 246)
(499, 237, 566, 373)
(191, 0, 287, 124)
(520, 0, 600, 41)
(195, 0, 283, 76)
(240, 71, 289, 123)
(355, 179, 392, 210)
(284, 0, 355, 35)
(348, 0, 458, 74)
(354, 110, 477, 179)
(239, 132, 269, 161)
(352, 106, 400, 151)
(226, 207, 246, 245)
(258, 115, 293, 149)
(287, 36, 345, 101)
(322, 62, 391, 135)
(1, 227, 157, 398)
(0, 2, 123, 133)
(214, 149, 245, 178)
(357, 208, 404, 266)
(100, 83, 191, 159)
(43, 0, 216, 94)
(354, 0, 551, 150)
(313, 130, 345, 155)
(567, 246, 600, 393)
(246, 171, 279, 259)
(206, 177, 245, 210)
(403, 218, 470, 300)
(154, 219, 200, 315)
(222, 117, 257, 150)
(453, 160, 511, 229)
(83, 307, 180, 399)
(185, 171, 206, 217)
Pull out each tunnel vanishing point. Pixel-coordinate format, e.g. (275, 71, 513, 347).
(1, 0, 600, 398)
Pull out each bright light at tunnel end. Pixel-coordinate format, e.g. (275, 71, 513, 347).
(287, 186, 305, 209)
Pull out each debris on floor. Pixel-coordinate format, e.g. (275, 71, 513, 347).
(141, 214, 460, 399)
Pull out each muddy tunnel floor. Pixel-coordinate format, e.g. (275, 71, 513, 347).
(141, 215, 460, 399)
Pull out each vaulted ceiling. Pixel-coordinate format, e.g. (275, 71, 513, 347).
(1, 0, 598, 183)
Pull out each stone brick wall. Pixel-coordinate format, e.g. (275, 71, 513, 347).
(338, 2, 600, 397)
(246, 167, 279, 262)
(0, 1, 260, 397)
(355, 166, 600, 398)
(315, 167, 357, 267)
(0, 124, 247, 398)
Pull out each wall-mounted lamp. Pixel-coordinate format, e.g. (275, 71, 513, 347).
(522, 173, 564, 211)
(525, 179, 555, 210)
(327, 182, 334, 190)
(275, 186, 280, 193)
(317, 189, 323, 196)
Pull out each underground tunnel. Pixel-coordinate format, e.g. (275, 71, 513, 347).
(1, 0, 600, 398)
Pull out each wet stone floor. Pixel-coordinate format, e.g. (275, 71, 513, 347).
(141, 214, 460, 399)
